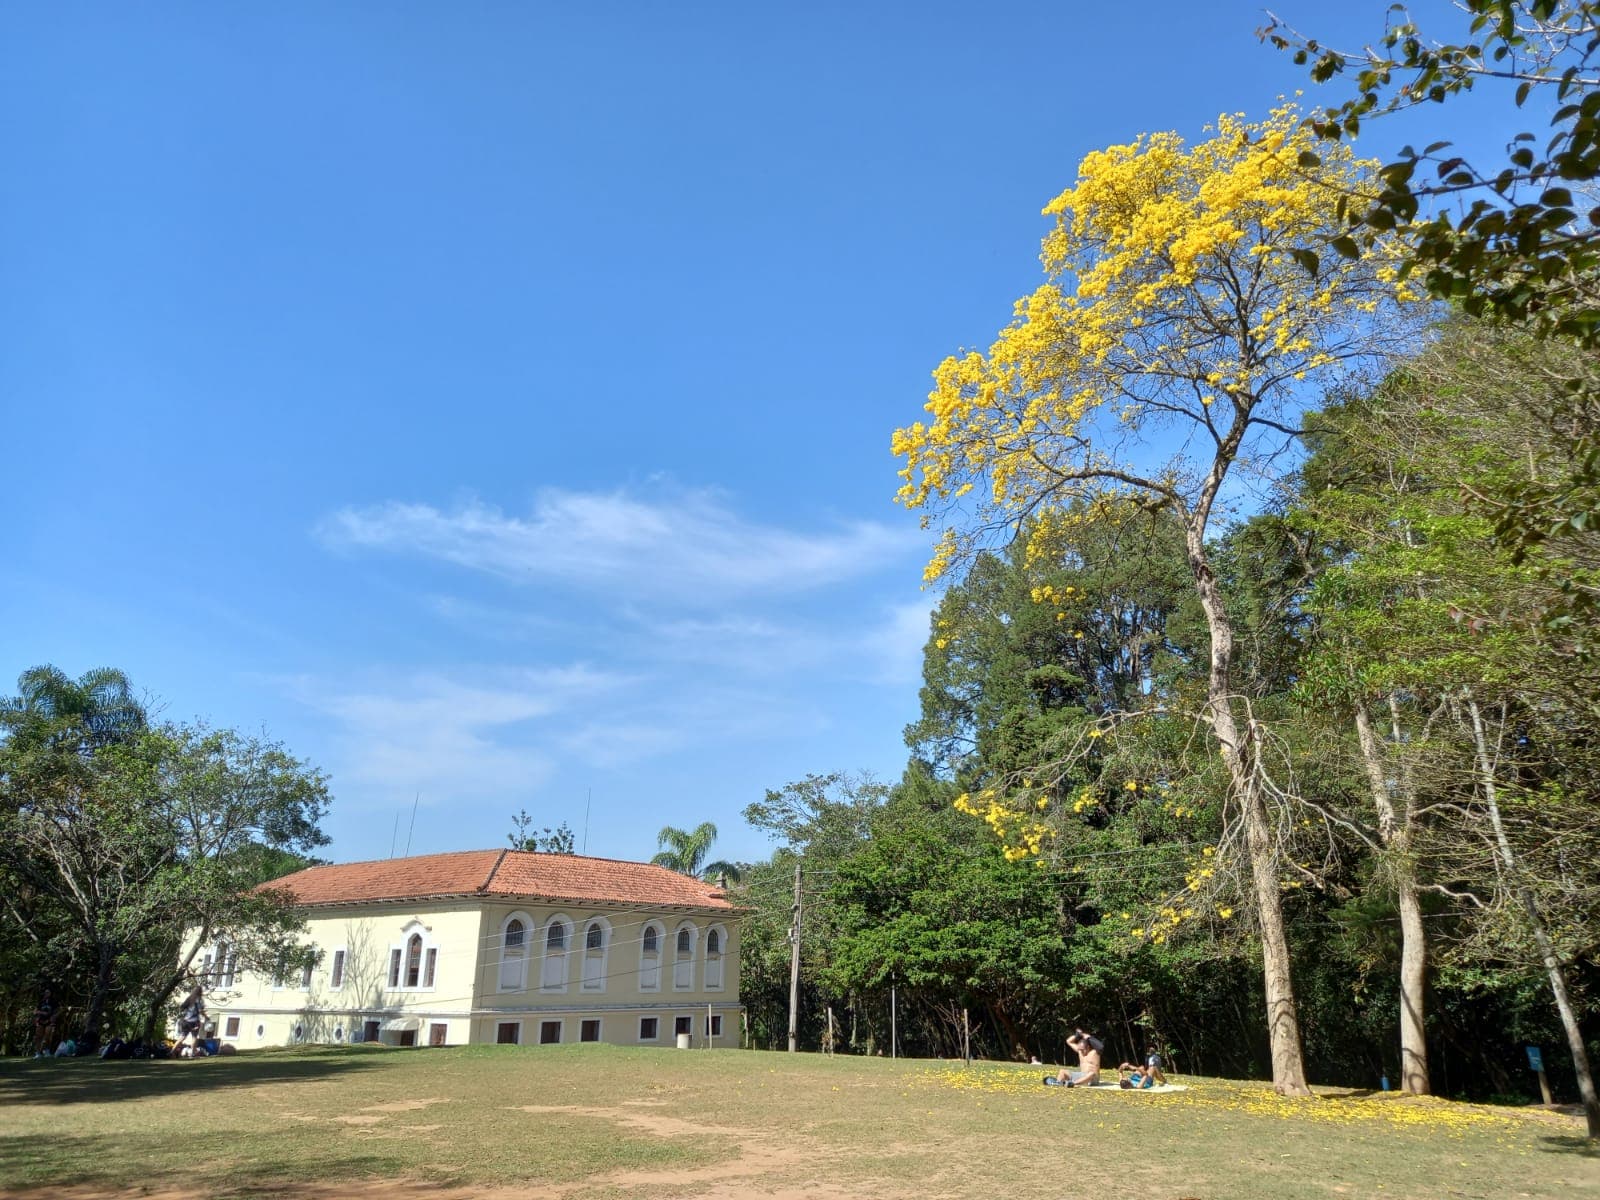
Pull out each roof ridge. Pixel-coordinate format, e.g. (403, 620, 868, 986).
(293, 848, 501, 872)
(501, 848, 697, 873)
(479, 847, 510, 893)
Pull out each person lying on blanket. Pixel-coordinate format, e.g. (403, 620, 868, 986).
(1044, 1029, 1102, 1087)
(1118, 1048, 1167, 1089)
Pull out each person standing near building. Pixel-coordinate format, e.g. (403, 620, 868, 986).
(176, 983, 206, 1056)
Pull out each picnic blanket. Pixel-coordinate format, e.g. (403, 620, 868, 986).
(1046, 1078, 1189, 1093)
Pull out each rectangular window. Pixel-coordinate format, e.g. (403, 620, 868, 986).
(362, 1020, 381, 1044)
(705, 1014, 722, 1037)
(300, 957, 313, 989)
(388, 949, 401, 988)
(201, 953, 214, 980)
(423, 948, 437, 988)
(330, 949, 345, 990)
(540, 1021, 562, 1045)
(496, 1022, 520, 1045)
(639, 1017, 658, 1041)
(399, 1029, 417, 1048)
(675, 1016, 693, 1037)
(581, 1019, 601, 1043)
(429, 1023, 448, 1047)
(220, 954, 236, 989)
(224, 1016, 240, 1037)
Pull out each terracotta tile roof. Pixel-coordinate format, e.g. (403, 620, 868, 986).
(264, 849, 734, 912)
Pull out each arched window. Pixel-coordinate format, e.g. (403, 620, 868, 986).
(705, 924, 726, 990)
(404, 933, 423, 988)
(673, 923, 696, 990)
(640, 923, 663, 991)
(541, 918, 570, 990)
(581, 920, 609, 992)
(392, 922, 437, 991)
(499, 917, 528, 992)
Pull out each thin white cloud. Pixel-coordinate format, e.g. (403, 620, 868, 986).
(852, 597, 938, 687)
(315, 486, 920, 601)
(282, 667, 630, 811)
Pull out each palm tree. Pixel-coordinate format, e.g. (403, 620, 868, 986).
(1, 665, 146, 751)
(651, 822, 740, 883)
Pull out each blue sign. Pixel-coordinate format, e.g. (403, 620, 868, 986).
(1527, 1045, 1544, 1072)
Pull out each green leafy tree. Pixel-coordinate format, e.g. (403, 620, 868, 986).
(1267, 1, 1600, 603)
(0, 668, 331, 1042)
(1289, 326, 1600, 1127)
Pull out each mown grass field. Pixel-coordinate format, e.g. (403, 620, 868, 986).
(0, 1044, 1594, 1199)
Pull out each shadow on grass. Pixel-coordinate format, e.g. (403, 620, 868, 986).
(0, 1045, 393, 1107)
(1537, 1133, 1599, 1157)
(0, 1130, 416, 1198)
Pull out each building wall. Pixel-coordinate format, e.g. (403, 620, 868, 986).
(198, 898, 740, 1049)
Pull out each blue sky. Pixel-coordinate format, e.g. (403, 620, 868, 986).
(1, 3, 1515, 868)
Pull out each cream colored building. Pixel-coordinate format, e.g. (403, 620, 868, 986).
(195, 849, 741, 1050)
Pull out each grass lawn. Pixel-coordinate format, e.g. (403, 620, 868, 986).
(0, 1045, 1595, 1199)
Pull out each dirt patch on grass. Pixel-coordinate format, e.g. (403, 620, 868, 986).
(362, 1096, 447, 1114)
(512, 1103, 743, 1139)
(503, 1101, 871, 1197)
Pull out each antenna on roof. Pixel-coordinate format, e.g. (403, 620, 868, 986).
(583, 788, 591, 855)
(404, 792, 419, 857)
(389, 811, 400, 859)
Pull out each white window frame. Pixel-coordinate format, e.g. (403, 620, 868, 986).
(329, 947, 347, 992)
(703, 923, 727, 992)
(387, 920, 439, 994)
(580, 916, 611, 993)
(540, 914, 572, 993)
(538, 1018, 564, 1045)
(639, 921, 664, 992)
(498, 911, 534, 993)
(579, 1017, 603, 1043)
(671, 921, 698, 991)
(495, 1020, 523, 1046)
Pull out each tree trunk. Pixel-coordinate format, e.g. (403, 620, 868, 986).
(79, 940, 117, 1044)
(1187, 520, 1311, 1096)
(1353, 699, 1431, 1094)
(1466, 695, 1599, 1139)
(989, 999, 1028, 1061)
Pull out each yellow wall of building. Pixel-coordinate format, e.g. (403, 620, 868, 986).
(196, 898, 739, 1050)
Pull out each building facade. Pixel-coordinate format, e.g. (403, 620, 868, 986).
(196, 849, 741, 1050)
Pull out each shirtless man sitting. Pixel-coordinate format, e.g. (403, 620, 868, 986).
(1045, 1029, 1102, 1087)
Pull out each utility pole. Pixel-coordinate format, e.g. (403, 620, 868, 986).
(891, 982, 898, 1060)
(787, 860, 802, 1052)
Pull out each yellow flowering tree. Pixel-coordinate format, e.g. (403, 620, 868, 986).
(893, 105, 1421, 1096)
